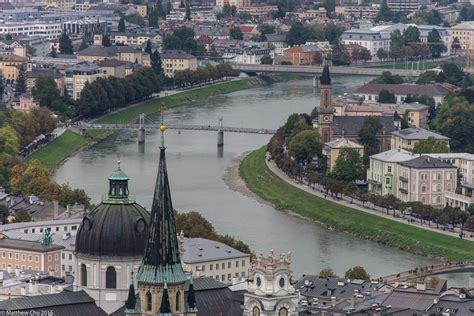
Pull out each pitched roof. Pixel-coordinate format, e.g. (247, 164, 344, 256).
(77, 45, 115, 57)
(182, 238, 249, 264)
(354, 83, 459, 97)
(398, 156, 456, 169)
(97, 58, 127, 67)
(325, 137, 363, 149)
(320, 60, 331, 85)
(161, 50, 195, 59)
(370, 148, 417, 162)
(331, 115, 395, 136)
(391, 127, 449, 140)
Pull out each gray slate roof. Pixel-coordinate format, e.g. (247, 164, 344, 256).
(161, 49, 196, 59)
(391, 127, 449, 140)
(182, 238, 249, 264)
(398, 156, 456, 169)
(332, 115, 395, 136)
(354, 83, 458, 97)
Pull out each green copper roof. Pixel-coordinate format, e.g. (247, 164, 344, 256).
(109, 168, 129, 181)
(137, 263, 187, 285)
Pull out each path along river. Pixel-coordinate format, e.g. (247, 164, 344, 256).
(54, 76, 470, 286)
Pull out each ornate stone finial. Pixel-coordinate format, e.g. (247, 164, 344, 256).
(117, 153, 122, 169)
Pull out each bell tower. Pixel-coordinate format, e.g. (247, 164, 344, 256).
(243, 250, 299, 316)
(319, 60, 332, 108)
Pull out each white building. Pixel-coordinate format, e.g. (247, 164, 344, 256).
(340, 29, 390, 61)
(0, 22, 62, 40)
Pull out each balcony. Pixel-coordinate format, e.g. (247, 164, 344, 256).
(399, 176, 408, 182)
(444, 192, 474, 211)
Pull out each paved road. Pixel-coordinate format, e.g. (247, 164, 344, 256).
(265, 155, 472, 240)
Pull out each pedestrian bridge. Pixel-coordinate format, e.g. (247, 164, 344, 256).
(233, 64, 423, 77)
(382, 261, 474, 284)
(80, 114, 275, 146)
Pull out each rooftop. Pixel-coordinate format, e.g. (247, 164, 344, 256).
(354, 83, 459, 97)
(399, 156, 456, 169)
(182, 238, 249, 264)
(370, 148, 417, 162)
(161, 49, 196, 59)
(451, 21, 474, 30)
(0, 238, 64, 253)
(325, 137, 363, 149)
(391, 127, 449, 140)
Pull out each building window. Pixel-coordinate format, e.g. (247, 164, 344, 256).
(222, 274, 225, 280)
(279, 307, 288, 316)
(210, 264, 213, 271)
(228, 273, 231, 281)
(387, 166, 392, 173)
(106, 266, 117, 289)
(236, 261, 239, 268)
(421, 185, 426, 193)
(176, 291, 180, 311)
(22, 254, 25, 261)
(81, 264, 87, 286)
(55, 254, 58, 261)
(228, 262, 231, 268)
(222, 263, 225, 269)
(48, 255, 52, 262)
(15, 254, 19, 260)
(28, 256, 32, 262)
(242, 260, 245, 267)
(62, 253, 65, 259)
(146, 290, 152, 311)
(216, 263, 219, 270)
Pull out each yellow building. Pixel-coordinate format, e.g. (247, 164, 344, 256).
(449, 21, 474, 50)
(390, 128, 450, 151)
(161, 50, 198, 78)
(77, 45, 150, 67)
(136, 5, 147, 17)
(42, 0, 76, 9)
(216, 0, 250, 8)
(323, 138, 364, 172)
(0, 54, 27, 83)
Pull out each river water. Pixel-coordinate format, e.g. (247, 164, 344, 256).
(54, 77, 468, 285)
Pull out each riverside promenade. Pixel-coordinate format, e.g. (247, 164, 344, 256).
(265, 154, 472, 240)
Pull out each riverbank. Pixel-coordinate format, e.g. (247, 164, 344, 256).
(27, 78, 262, 169)
(239, 147, 474, 261)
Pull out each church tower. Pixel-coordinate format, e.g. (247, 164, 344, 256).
(318, 61, 334, 143)
(319, 60, 332, 108)
(126, 123, 196, 315)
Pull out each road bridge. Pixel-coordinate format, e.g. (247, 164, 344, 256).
(382, 261, 474, 284)
(233, 64, 423, 77)
(81, 114, 275, 146)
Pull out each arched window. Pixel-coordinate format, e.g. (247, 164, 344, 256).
(279, 307, 289, 316)
(81, 264, 87, 286)
(106, 266, 116, 289)
(176, 290, 180, 311)
(252, 306, 260, 316)
(146, 290, 152, 311)
(421, 185, 426, 193)
(437, 183, 441, 192)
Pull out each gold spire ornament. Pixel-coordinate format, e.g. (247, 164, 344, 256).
(159, 103, 166, 148)
(117, 153, 122, 169)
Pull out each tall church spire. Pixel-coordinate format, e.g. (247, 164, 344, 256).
(319, 60, 333, 108)
(320, 59, 331, 85)
(137, 122, 187, 286)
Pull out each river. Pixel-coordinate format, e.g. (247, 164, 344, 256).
(54, 76, 469, 286)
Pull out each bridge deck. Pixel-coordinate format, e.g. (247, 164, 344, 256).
(81, 123, 276, 135)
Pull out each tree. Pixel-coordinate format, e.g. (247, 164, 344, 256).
(230, 27, 243, 40)
(441, 63, 466, 86)
(416, 71, 440, 84)
(332, 149, 365, 182)
(118, 17, 126, 33)
(261, 54, 273, 64)
(371, 71, 404, 84)
(412, 137, 449, 154)
(403, 26, 421, 44)
(10, 161, 58, 200)
(15, 67, 27, 95)
(151, 50, 162, 75)
(258, 24, 275, 36)
(345, 266, 370, 281)
(378, 89, 396, 103)
(162, 26, 198, 54)
(358, 116, 382, 161)
(14, 209, 31, 222)
(59, 32, 73, 55)
(185, 3, 191, 20)
(286, 22, 310, 46)
(0, 75, 4, 100)
(78, 37, 89, 51)
(102, 35, 111, 47)
(312, 51, 323, 65)
(376, 48, 388, 61)
(427, 29, 446, 58)
(32, 76, 61, 109)
(145, 40, 152, 55)
(325, 23, 344, 45)
(49, 45, 57, 58)
(5, 33, 12, 41)
(148, 5, 159, 27)
(376, 0, 393, 22)
(319, 268, 336, 278)
(331, 42, 350, 66)
(288, 130, 323, 164)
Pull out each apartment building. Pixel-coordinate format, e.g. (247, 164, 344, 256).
(449, 21, 474, 51)
(397, 156, 457, 208)
(0, 22, 62, 40)
(296, 8, 327, 20)
(427, 153, 474, 211)
(109, 32, 162, 46)
(391, 128, 450, 151)
(181, 238, 250, 284)
(323, 138, 364, 173)
(367, 149, 417, 196)
(335, 5, 380, 20)
(387, 0, 419, 12)
(238, 5, 278, 16)
(0, 237, 64, 277)
(0, 54, 26, 83)
(340, 29, 390, 61)
(65, 61, 104, 100)
(42, 0, 76, 9)
(216, 0, 250, 8)
(77, 45, 150, 67)
(161, 50, 197, 78)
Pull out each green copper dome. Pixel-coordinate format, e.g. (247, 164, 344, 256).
(108, 168, 129, 181)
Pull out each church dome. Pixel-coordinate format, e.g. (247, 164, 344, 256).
(75, 164, 150, 257)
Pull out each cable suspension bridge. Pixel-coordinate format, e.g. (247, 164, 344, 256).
(80, 114, 276, 146)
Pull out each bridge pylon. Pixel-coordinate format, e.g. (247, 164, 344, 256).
(217, 117, 224, 147)
(138, 113, 145, 144)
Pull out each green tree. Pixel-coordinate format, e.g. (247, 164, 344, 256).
(32, 76, 61, 108)
(185, 3, 191, 20)
(319, 268, 336, 278)
(59, 32, 73, 54)
(14, 209, 31, 222)
(376, 48, 389, 61)
(162, 26, 198, 54)
(260, 54, 273, 64)
(331, 42, 350, 65)
(324, 23, 344, 45)
(124, 13, 146, 26)
(286, 22, 310, 46)
(15, 67, 27, 95)
(370, 71, 404, 84)
(5, 34, 12, 41)
(151, 50, 162, 75)
(345, 266, 370, 281)
(332, 148, 365, 182)
(102, 35, 111, 47)
(118, 17, 126, 32)
(230, 26, 243, 40)
(358, 116, 382, 161)
(403, 26, 420, 44)
(78, 37, 89, 51)
(288, 130, 323, 164)
(145, 40, 152, 55)
(441, 63, 466, 86)
(376, 0, 393, 22)
(148, 5, 159, 27)
(412, 136, 449, 154)
(416, 71, 441, 84)
(0, 75, 4, 99)
(427, 29, 446, 58)
(378, 89, 396, 103)
(258, 24, 275, 36)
